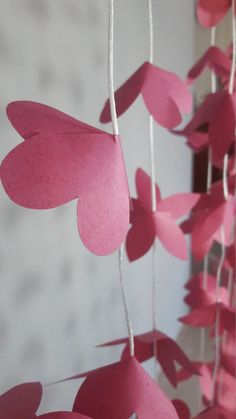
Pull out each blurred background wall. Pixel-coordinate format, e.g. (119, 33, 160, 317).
(0, 0, 195, 412)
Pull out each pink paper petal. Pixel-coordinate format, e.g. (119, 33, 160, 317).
(179, 305, 216, 327)
(0, 382, 42, 419)
(73, 357, 179, 419)
(100, 62, 192, 129)
(154, 212, 188, 259)
(187, 46, 231, 82)
(157, 192, 200, 220)
(136, 168, 161, 211)
(172, 400, 191, 419)
(1, 102, 130, 256)
(197, 0, 231, 28)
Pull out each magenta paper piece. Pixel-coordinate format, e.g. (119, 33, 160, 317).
(221, 351, 236, 376)
(98, 329, 197, 387)
(185, 273, 216, 292)
(126, 168, 200, 261)
(100, 61, 192, 129)
(187, 46, 231, 83)
(71, 357, 179, 418)
(173, 91, 236, 164)
(39, 414, 91, 419)
(172, 400, 191, 419)
(0, 382, 42, 419)
(179, 303, 235, 335)
(0, 101, 130, 256)
(181, 190, 235, 260)
(196, 0, 232, 28)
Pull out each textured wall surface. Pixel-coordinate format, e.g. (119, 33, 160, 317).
(0, 0, 194, 412)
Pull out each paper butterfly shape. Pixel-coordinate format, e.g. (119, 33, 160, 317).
(196, 0, 233, 28)
(100, 61, 192, 129)
(39, 414, 91, 419)
(187, 46, 232, 84)
(179, 289, 235, 335)
(181, 189, 236, 260)
(172, 400, 191, 419)
(97, 329, 197, 387)
(173, 91, 236, 164)
(0, 101, 130, 256)
(126, 168, 200, 261)
(70, 357, 179, 419)
(0, 382, 42, 419)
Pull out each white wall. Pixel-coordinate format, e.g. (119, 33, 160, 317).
(0, 0, 194, 412)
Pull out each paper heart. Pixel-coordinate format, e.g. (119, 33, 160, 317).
(196, 0, 232, 28)
(71, 357, 179, 418)
(126, 168, 199, 261)
(98, 329, 198, 387)
(0, 101, 130, 256)
(100, 61, 192, 129)
(0, 382, 42, 419)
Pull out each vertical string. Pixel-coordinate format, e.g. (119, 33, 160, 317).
(108, 0, 134, 357)
(148, 0, 158, 378)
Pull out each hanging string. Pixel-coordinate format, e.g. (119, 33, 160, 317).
(148, 0, 159, 378)
(108, 0, 134, 357)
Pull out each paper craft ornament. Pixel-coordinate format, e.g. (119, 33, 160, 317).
(193, 406, 236, 419)
(71, 357, 179, 418)
(187, 46, 232, 84)
(173, 91, 236, 163)
(126, 168, 200, 261)
(100, 61, 192, 129)
(172, 400, 191, 419)
(181, 190, 236, 260)
(0, 101, 130, 256)
(0, 382, 42, 419)
(197, 0, 233, 28)
(98, 329, 197, 387)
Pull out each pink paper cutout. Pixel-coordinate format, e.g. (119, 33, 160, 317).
(0, 382, 42, 419)
(172, 400, 191, 419)
(181, 190, 235, 261)
(193, 405, 236, 419)
(185, 273, 216, 292)
(221, 351, 236, 376)
(100, 61, 192, 129)
(126, 168, 200, 261)
(173, 91, 236, 164)
(179, 302, 235, 335)
(1, 101, 130, 256)
(72, 357, 179, 418)
(98, 329, 198, 387)
(196, 0, 232, 28)
(187, 46, 232, 84)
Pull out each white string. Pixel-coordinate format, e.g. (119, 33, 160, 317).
(108, 0, 134, 357)
(148, 0, 159, 379)
(210, 27, 217, 94)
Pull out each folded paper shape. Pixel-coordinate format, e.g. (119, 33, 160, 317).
(71, 357, 179, 418)
(0, 382, 42, 419)
(173, 91, 236, 163)
(196, 0, 232, 28)
(100, 61, 192, 129)
(0, 101, 130, 256)
(126, 168, 200, 261)
(98, 329, 197, 387)
(193, 405, 236, 419)
(187, 46, 232, 84)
